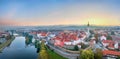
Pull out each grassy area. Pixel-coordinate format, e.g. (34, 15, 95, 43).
(0, 36, 15, 52)
(38, 41, 67, 59)
(46, 46, 68, 59)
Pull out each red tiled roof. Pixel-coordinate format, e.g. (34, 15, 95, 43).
(30, 32, 37, 34)
(54, 32, 79, 41)
(103, 50, 120, 56)
(102, 40, 115, 49)
(108, 43, 114, 49)
(40, 32, 47, 36)
(102, 40, 114, 43)
(52, 31, 87, 46)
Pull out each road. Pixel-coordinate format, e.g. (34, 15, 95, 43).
(47, 43, 79, 59)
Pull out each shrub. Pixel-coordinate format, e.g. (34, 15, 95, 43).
(74, 45, 79, 51)
(80, 49, 94, 59)
(94, 48, 103, 59)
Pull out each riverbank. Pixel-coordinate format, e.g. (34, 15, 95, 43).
(0, 36, 15, 52)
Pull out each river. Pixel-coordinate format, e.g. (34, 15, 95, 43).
(0, 36, 38, 59)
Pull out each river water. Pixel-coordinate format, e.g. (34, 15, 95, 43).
(0, 36, 38, 59)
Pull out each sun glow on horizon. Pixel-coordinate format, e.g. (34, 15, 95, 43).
(0, 0, 120, 26)
(82, 18, 120, 26)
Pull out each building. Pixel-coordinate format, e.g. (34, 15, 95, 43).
(87, 21, 90, 38)
(103, 50, 120, 59)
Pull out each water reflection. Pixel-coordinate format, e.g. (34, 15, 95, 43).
(34, 40, 41, 53)
(25, 35, 41, 53)
(0, 36, 38, 59)
(25, 35, 33, 46)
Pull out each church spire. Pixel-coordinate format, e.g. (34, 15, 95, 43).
(87, 21, 90, 38)
(87, 21, 90, 27)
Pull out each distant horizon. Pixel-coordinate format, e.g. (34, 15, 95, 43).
(0, 24, 120, 27)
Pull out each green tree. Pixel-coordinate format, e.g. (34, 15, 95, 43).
(35, 40, 40, 48)
(39, 49, 48, 59)
(107, 35, 112, 40)
(111, 31, 115, 35)
(6, 35, 12, 40)
(28, 35, 33, 43)
(81, 43, 88, 49)
(94, 34, 99, 43)
(117, 56, 120, 59)
(94, 48, 103, 59)
(25, 36, 30, 46)
(80, 49, 94, 59)
(74, 45, 79, 51)
(90, 30, 94, 34)
(38, 41, 49, 59)
(25, 35, 33, 46)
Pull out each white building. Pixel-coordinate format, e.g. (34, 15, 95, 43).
(100, 35, 107, 41)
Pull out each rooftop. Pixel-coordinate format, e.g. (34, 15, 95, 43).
(102, 50, 120, 56)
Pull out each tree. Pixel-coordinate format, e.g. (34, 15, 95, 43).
(81, 43, 89, 49)
(94, 34, 99, 43)
(39, 49, 48, 59)
(74, 45, 79, 51)
(38, 41, 49, 59)
(117, 56, 120, 59)
(25, 36, 30, 46)
(5, 35, 12, 40)
(25, 35, 33, 46)
(80, 49, 94, 59)
(90, 30, 94, 34)
(111, 31, 115, 35)
(94, 48, 103, 59)
(107, 35, 112, 40)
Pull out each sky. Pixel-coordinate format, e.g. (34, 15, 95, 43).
(0, 0, 120, 26)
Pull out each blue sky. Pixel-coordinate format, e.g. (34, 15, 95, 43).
(0, 0, 120, 26)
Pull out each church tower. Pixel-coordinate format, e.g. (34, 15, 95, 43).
(87, 21, 90, 38)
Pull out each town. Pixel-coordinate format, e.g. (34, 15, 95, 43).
(0, 0, 120, 59)
(0, 24, 120, 59)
